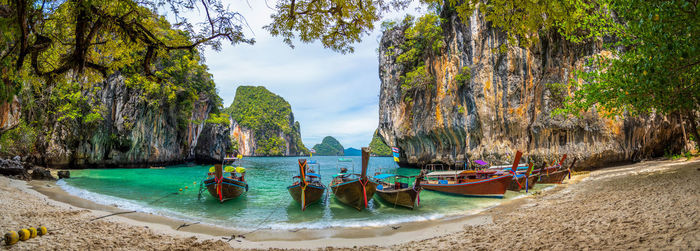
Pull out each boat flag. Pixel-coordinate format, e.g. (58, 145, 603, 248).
(310, 148, 316, 157)
(391, 147, 400, 162)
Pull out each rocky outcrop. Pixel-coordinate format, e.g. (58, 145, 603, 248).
(0, 96, 21, 133)
(226, 86, 309, 156)
(230, 117, 308, 156)
(41, 74, 226, 168)
(57, 170, 70, 179)
(230, 119, 256, 156)
(194, 123, 231, 163)
(377, 10, 684, 169)
(0, 157, 30, 180)
(31, 166, 55, 180)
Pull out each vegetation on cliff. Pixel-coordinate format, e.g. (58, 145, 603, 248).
(384, 1, 698, 149)
(0, 3, 225, 161)
(312, 136, 344, 156)
(555, 0, 700, 147)
(225, 86, 308, 156)
(369, 130, 391, 156)
(383, 14, 445, 101)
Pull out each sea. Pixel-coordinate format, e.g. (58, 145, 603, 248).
(58, 156, 549, 230)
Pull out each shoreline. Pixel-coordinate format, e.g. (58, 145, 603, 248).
(28, 177, 540, 247)
(2, 158, 697, 249)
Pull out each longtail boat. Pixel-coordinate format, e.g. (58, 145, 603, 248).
(203, 155, 248, 202)
(506, 162, 537, 192)
(420, 152, 520, 197)
(329, 147, 378, 211)
(538, 156, 576, 184)
(288, 159, 326, 211)
(475, 152, 542, 192)
(374, 171, 425, 209)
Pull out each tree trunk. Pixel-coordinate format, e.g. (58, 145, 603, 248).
(680, 113, 689, 152)
(686, 111, 700, 151)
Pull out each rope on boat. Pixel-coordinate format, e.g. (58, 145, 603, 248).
(197, 181, 205, 201)
(150, 192, 179, 204)
(176, 222, 200, 230)
(238, 207, 280, 237)
(359, 178, 369, 209)
(90, 211, 137, 221)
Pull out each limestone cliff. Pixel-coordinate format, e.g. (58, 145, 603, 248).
(39, 74, 225, 168)
(226, 86, 308, 156)
(377, 10, 684, 169)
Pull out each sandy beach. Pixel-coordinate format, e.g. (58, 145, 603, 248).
(1, 159, 699, 250)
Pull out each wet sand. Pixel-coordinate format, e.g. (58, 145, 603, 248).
(1, 159, 698, 249)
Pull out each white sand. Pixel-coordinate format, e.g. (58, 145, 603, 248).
(1, 159, 698, 250)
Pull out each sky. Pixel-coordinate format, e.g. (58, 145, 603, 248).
(184, 1, 423, 149)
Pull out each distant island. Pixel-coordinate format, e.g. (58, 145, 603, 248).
(312, 136, 344, 156)
(343, 147, 361, 156)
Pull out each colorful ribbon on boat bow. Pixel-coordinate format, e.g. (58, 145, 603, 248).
(214, 176, 224, 202)
(509, 170, 522, 189)
(360, 178, 369, 208)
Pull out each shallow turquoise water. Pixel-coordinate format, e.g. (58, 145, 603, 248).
(60, 156, 548, 229)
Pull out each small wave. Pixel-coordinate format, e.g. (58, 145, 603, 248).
(58, 180, 162, 215)
(57, 180, 514, 231)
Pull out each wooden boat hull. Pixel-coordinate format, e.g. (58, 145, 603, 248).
(537, 170, 569, 184)
(331, 179, 377, 211)
(375, 187, 421, 209)
(204, 177, 248, 202)
(287, 184, 326, 209)
(422, 175, 511, 197)
(507, 175, 538, 192)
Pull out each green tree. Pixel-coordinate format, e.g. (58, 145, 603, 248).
(265, 0, 413, 53)
(554, 0, 700, 148)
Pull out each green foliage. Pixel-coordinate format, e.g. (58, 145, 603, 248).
(312, 136, 344, 156)
(50, 81, 104, 128)
(0, 0, 253, 88)
(205, 113, 230, 125)
(420, 0, 611, 49)
(394, 13, 445, 96)
(0, 120, 38, 156)
(555, 0, 699, 120)
(229, 135, 239, 153)
(265, 0, 413, 53)
(454, 66, 471, 86)
(368, 130, 391, 156)
(457, 105, 465, 114)
(256, 135, 286, 156)
(1, 3, 224, 156)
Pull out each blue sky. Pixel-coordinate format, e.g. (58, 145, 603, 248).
(194, 1, 423, 149)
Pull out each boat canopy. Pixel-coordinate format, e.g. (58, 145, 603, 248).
(374, 173, 396, 180)
(474, 160, 489, 166)
(337, 158, 353, 162)
(307, 173, 320, 177)
(488, 164, 528, 170)
(426, 170, 462, 177)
